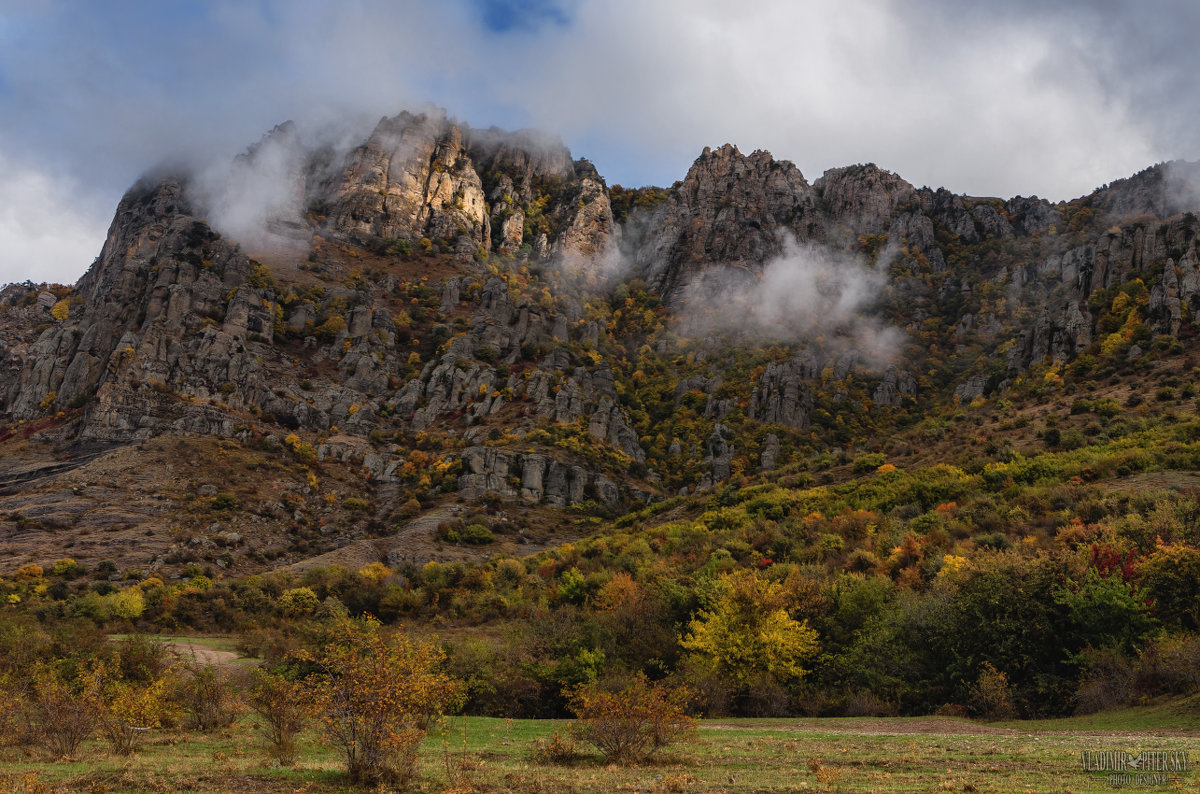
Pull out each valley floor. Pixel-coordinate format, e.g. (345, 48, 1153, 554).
(4, 707, 1199, 793)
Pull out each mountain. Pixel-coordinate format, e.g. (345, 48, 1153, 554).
(3, 108, 1200, 581)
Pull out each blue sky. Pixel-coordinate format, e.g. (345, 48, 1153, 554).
(2, 0, 1198, 285)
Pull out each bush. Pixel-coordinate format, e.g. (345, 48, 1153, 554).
(88, 661, 175, 756)
(852, 453, 886, 474)
(568, 674, 695, 764)
(211, 492, 241, 511)
(301, 617, 462, 785)
(459, 523, 495, 544)
(17, 669, 98, 758)
(174, 662, 242, 731)
(248, 669, 312, 766)
(530, 730, 585, 764)
(1137, 634, 1200, 696)
(1073, 648, 1134, 714)
(969, 662, 1014, 721)
(277, 587, 320, 618)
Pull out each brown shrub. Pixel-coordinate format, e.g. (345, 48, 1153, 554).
(1137, 634, 1200, 696)
(18, 671, 97, 758)
(173, 662, 242, 731)
(568, 675, 695, 764)
(300, 617, 462, 786)
(1073, 648, 1135, 714)
(247, 669, 312, 766)
(529, 731, 585, 765)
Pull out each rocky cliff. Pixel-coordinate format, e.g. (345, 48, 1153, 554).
(5, 110, 1200, 576)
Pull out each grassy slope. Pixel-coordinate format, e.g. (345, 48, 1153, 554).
(4, 706, 1198, 793)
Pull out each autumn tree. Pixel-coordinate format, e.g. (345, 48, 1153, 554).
(301, 616, 462, 785)
(681, 569, 819, 686)
(85, 659, 175, 756)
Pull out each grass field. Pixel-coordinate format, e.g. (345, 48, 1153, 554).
(2, 702, 1199, 793)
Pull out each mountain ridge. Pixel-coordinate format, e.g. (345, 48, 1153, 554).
(3, 110, 1200, 578)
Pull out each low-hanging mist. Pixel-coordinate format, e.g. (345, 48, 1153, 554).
(672, 237, 902, 368)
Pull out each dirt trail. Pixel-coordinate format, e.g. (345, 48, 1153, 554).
(286, 505, 459, 573)
(165, 640, 243, 668)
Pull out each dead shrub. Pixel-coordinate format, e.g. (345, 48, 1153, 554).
(568, 674, 695, 765)
(843, 690, 899, 717)
(19, 671, 98, 758)
(933, 703, 968, 718)
(1073, 648, 1134, 714)
(653, 772, 697, 792)
(1137, 634, 1200, 696)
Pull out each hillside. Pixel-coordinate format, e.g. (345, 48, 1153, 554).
(4, 109, 1200, 718)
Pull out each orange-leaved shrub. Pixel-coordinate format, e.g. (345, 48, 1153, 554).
(568, 674, 695, 764)
(299, 616, 462, 785)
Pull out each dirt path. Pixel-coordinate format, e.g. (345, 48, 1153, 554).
(286, 505, 459, 573)
(164, 640, 243, 668)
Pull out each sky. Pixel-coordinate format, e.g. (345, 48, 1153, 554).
(1, 0, 1198, 286)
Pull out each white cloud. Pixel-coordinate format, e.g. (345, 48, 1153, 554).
(0, 150, 108, 286)
(675, 235, 900, 367)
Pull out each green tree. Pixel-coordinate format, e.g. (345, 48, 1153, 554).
(1139, 544, 1200, 632)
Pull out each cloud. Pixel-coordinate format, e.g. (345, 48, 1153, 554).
(0, 150, 109, 286)
(1, 1, 1195, 284)
(673, 236, 901, 368)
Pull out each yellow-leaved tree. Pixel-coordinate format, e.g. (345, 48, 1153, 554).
(300, 616, 462, 786)
(681, 569, 818, 685)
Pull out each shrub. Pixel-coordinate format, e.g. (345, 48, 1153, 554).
(18, 669, 97, 758)
(89, 662, 175, 756)
(1137, 634, 1200, 696)
(174, 662, 242, 731)
(300, 617, 462, 785)
(248, 669, 312, 766)
(852, 453, 886, 474)
(969, 662, 1014, 720)
(530, 730, 585, 764)
(211, 492, 241, 511)
(277, 587, 320, 618)
(568, 674, 695, 764)
(459, 523, 495, 544)
(1073, 648, 1134, 714)
(315, 315, 347, 342)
